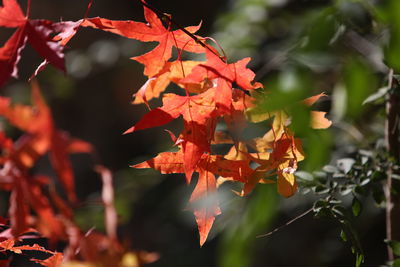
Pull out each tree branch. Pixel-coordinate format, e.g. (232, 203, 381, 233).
(256, 207, 313, 238)
(385, 68, 400, 261)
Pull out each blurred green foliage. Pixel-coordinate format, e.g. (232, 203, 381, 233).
(218, 185, 278, 267)
(384, 0, 400, 73)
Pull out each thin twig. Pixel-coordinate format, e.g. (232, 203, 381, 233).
(256, 207, 313, 238)
(83, 0, 94, 19)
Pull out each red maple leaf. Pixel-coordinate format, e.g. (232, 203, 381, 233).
(125, 88, 218, 182)
(8, 178, 29, 236)
(189, 166, 220, 247)
(0, 0, 73, 87)
(81, 1, 205, 77)
(0, 138, 77, 240)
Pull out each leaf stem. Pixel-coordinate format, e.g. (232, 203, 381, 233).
(26, 0, 31, 18)
(84, 0, 94, 19)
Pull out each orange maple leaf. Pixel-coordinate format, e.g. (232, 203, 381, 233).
(133, 60, 203, 105)
(181, 49, 262, 113)
(303, 93, 332, 129)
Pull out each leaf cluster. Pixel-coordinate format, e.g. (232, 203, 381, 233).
(0, 0, 334, 265)
(295, 146, 395, 266)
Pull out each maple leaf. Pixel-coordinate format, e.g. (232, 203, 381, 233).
(81, 2, 204, 77)
(9, 177, 29, 236)
(1, 137, 70, 239)
(62, 223, 125, 264)
(133, 151, 184, 174)
(133, 150, 252, 182)
(224, 90, 255, 144)
(239, 129, 304, 197)
(0, 0, 75, 86)
(310, 111, 332, 129)
(189, 166, 220, 246)
(0, 238, 62, 266)
(244, 110, 290, 167)
(266, 132, 304, 197)
(133, 60, 203, 105)
(302, 93, 332, 129)
(0, 238, 61, 267)
(125, 88, 218, 182)
(181, 49, 262, 113)
(27, 179, 67, 242)
(0, 81, 93, 203)
(11, 243, 55, 255)
(0, 134, 66, 238)
(277, 165, 297, 197)
(133, 148, 253, 245)
(0, 239, 17, 252)
(31, 0, 95, 78)
(31, 20, 86, 78)
(31, 252, 63, 267)
(238, 93, 331, 197)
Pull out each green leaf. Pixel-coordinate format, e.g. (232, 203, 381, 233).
(352, 197, 362, 217)
(301, 7, 337, 52)
(332, 205, 346, 217)
(340, 230, 347, 242)
(360, 178, 370, 186)
(314, 185, 330, 194)
(337, 158, 356, 174)
(295, 171, 314, 181)
(362, 86, 390, 105)
(313, 199, 327, 210)
(323, 165, 338, 173)
(340, 187, 353, 196)
(355, 253, 364, 267)
(372, 187, 385, 205)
